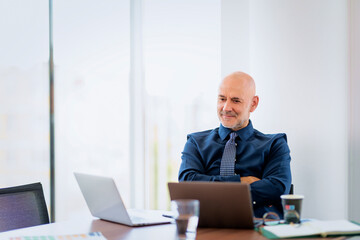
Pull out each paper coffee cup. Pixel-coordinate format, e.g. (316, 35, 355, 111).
(280, 194, 304, 223)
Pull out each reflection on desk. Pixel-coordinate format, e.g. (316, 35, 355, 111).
(0, 216, 342, 240)
(0, 216, 265, 240)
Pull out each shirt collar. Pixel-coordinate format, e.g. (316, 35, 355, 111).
(219, 120, 254, 141)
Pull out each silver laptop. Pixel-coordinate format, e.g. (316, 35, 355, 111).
(168, 182, 255, 228)
(74, 172, 171, 226)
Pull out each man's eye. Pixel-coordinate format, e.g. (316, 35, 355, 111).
(233, 100, 240, 103)
(219, 98, 226, 101)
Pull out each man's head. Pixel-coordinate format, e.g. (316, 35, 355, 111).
(217, 71, 259, 131)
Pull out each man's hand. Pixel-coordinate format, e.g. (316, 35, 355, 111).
(240, 176, 260, 184)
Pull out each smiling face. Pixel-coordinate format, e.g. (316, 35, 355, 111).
(217, 72, 259, 131)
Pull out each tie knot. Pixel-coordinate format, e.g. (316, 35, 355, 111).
(230, 132, 237, 140)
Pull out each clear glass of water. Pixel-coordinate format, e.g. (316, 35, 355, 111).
(171, 199, 200, 240)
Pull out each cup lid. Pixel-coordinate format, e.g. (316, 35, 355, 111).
(280, 194, 304, 199)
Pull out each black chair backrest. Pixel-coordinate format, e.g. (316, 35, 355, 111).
(0, 182, 50, 232)
(289, 184, 294, 194)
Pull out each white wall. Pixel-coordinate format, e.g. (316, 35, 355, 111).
(221, 0, 250, 75)
(349, 0, 360, 222)
(222, 0, 349, 220)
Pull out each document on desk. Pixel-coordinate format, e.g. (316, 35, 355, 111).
(8, 232, 107, 240)
(260, 219, 360, 239)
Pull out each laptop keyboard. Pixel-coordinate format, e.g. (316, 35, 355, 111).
(131, 215, 147, 222)
(128, 209, 172, 225)
(131, 215, 163, 225)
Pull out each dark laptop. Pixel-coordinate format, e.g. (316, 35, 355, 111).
(168, 182, 254, 229)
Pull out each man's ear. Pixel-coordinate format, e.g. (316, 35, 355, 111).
(250, 96, 259, 112)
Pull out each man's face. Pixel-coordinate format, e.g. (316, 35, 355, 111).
(217, 76, 258, 131)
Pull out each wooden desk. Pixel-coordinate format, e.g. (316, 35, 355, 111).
(0, 216, 344, 240)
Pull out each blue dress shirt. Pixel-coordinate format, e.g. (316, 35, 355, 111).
(178, 120, 292, 218)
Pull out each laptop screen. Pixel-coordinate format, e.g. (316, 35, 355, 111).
(168, 182, 254, 229)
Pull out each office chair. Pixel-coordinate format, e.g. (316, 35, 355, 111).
(0, 182, 50, 232)
(289, 184, 294, 194)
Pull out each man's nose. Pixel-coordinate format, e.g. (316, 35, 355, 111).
(223, 100, 232, 111)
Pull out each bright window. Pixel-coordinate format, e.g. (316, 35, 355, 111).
(0, 0, 221, 220)
(143, 0, 221, 210)
(53, 0, 131, 220)
(0, 0, 50, 206)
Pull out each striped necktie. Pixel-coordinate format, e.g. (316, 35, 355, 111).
(220, 132, 237, 176)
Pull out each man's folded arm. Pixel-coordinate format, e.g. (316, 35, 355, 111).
(178, 157, 241, 182)
(249, 136, 291, 205)
(178, 133, 291, 206)
(178, 137, 240, 182)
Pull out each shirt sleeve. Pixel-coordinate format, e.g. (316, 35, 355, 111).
(250, 134, 292, 206)
(178, 135, 240, 182)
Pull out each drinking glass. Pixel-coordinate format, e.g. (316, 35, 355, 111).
(171, 199, 200, 240)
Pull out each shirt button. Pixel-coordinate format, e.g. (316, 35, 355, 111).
(253, 201, 256, 205)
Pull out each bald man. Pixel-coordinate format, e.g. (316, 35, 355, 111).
(178, 71, 291, 218)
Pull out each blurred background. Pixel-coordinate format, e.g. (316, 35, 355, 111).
(0, 0, 359, 222)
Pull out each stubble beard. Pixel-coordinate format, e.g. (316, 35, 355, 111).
(218, 111, 248, 131)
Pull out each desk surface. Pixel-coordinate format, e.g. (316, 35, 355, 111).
(0, 216, 344, 240)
